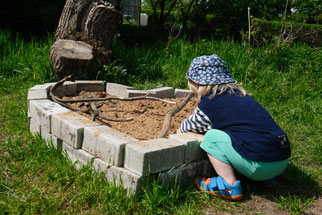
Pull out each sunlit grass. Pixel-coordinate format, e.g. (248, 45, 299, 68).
(0, 28, 321, 214)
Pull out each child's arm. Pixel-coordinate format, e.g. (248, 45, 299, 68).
(179, 107, 212, 134)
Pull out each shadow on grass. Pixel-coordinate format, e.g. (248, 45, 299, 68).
(240, 163, 321, 201)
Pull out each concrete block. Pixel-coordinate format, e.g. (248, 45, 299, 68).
(148, 87, 174, 98)
(158, 160, 205, 186)
(124, 138, 186, 176)
(27, 83, 56, 101)
(40, 125, 51, 143)
(29, 118, 41, 135)
(53, 81, 77, 97)
(174, 89, 193, 98)
(75, 80, 104, 93)
(63, 142, 95, 169)
(93, 158, 144, 195)
(29, 99, 70, 132)
(28, 83, 55, 92)
(51, 112, 99, 149)
(106, 83, 135, 98)
(40, 126, 62, 150)
(51, 136, 63, 150)
(169, 132, 206, 162)
(83, 126, 137, 166)
(126, 89, 157, 98)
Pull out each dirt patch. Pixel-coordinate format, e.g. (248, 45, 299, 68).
(304, 196, 322, 215)
(63, 91, 198, 140)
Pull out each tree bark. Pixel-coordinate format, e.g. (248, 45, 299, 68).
(52, 0, 123, 77)
(55, 0, 122, 48)
(50, 39, 94, 79)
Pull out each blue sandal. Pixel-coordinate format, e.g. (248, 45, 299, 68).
(195, 176, 243, 201)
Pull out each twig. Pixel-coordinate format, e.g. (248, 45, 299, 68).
(90, 103, 99, 121)
(97, 112, 133, 122)
(90, 102, 133, 122)
(49, 75, 133, 122)
(157, 93, 194, 138)
(52, 94, 176, 104)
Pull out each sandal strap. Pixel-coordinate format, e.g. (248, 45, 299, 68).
(207, 176, 226, 191)
(216, 176, 226, 190)
(206, 177, 218, 190)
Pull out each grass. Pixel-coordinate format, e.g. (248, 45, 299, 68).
(0, 27, 321, 214)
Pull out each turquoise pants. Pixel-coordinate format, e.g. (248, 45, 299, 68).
(200, 129, 288, 181)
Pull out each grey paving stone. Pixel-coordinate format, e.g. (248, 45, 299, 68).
(83, 126, 137, 166)
(28, 83, 55, 92)
(202, 159, 216, 177)
(62, 142, 95, 169)
(93, 158, 144, 195)
(40, 125, 51, 143)
(148, 87, 174, 98)
(158, 159, 205, 186)
(126, 89, 157, 98)
(169, 132, 206, 162)
(40, 126, 62, 150)
(158, 159, 216, 187)
(27, 83, 55, 100)
(53, 81, 77, 97)
(29, 118, 41, 135)
(51, 112, 99, 149)
(29, 99, 71, 132)
(75, 80, 104, 93)
(174, 89, 193, 98)
(124, 138, 186, 176)
(106, 83, 135, 98)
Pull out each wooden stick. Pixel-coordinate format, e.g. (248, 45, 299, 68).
(97, 112, 133, 122)
(49, 75, 133, 122)
(49, 75, 175, 105)
(90, 103, 99, 121)
(157, 93, 194, 138)
(53, 94, 176, 104)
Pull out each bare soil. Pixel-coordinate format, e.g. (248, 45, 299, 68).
(63, 91, 198, 140)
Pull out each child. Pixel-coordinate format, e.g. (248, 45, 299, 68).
(178, 54, 291, 201)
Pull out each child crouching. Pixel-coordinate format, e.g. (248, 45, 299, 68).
(178, 54, 291, 201)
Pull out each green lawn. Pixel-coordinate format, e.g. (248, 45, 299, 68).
(0, 28, 321, 214)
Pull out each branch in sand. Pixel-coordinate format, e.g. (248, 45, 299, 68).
(53, 95, 176, 104)
(49, 75, 133, 122)
(157, 92, 194, 138)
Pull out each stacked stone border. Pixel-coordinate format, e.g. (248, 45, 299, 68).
(28, 81, 215, 195)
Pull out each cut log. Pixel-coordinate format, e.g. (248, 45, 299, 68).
(50, 39, 94, 79)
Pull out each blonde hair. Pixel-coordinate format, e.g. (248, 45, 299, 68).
(188, 80, 247, 98)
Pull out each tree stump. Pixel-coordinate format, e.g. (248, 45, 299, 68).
(50, 0, 123, 79)
(50, 39, 94, 79)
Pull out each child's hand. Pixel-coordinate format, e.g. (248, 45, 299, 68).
(175, 129, 181, 134)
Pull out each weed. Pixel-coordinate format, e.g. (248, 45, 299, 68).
(273, 194, 316, 215)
